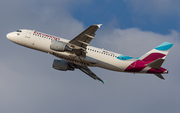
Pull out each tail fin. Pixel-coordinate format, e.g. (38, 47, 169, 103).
(139, 42, 173, 62)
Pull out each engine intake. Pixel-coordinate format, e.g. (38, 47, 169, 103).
(52, 59, 74, 71)
(50, 40, 72, 52)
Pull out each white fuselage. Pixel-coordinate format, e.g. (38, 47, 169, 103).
(7, 29, 136, 72)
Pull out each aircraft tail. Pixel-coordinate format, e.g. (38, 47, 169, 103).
(124, 42, 173, 79)
(139, 42, 173, 79)
(139, 42, 173, 63)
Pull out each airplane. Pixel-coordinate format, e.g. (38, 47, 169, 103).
(7, 24, 173, 83)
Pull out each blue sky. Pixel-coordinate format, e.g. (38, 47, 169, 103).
(0, 0, 180, 113)
(70, 0, 180, 34)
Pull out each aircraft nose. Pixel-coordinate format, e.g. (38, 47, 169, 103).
(7, 33, 11, 40)
(6, 32, 16, 42)
(7, 32, 13, 39)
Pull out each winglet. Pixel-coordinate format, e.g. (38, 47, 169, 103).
(97, 77, 105, 84)
(97, 24, 102, 28)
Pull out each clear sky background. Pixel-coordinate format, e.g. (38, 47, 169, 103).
(0, 0, 180, 113)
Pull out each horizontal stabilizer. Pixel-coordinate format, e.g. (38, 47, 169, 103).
(154, 74, 165, 80)
(146, 58, 164, 69)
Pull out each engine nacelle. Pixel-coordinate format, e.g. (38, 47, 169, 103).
(50, 40, 72, 52)
(52, 59, 74, 71)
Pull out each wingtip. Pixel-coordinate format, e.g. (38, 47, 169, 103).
(101, 80, 106, 84)
(97, 24, 102, 28)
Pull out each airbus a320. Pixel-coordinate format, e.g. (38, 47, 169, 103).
(7, 24, 173, 83)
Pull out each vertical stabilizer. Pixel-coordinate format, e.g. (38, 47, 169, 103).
(139, 42, 173, 62)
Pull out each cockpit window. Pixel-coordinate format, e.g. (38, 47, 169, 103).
(16, 30, 22, 32)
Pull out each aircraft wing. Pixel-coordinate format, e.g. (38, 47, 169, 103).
(78, 65, 105, 84)
(68, 24, 102, 57)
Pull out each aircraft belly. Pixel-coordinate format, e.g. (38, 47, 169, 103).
(52, 52, 95, 66)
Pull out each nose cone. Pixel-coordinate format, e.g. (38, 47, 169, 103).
(7, 33, 12, 40)
(6, 32, 16, 42)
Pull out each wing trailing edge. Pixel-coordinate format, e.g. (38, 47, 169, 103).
(78, 66, 105, 84)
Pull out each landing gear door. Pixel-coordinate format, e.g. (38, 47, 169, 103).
(25, 30, 32, 38)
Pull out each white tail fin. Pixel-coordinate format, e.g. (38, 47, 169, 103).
(139, 42, 173, 62)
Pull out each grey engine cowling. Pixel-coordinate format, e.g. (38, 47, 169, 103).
(50, 40, 72, 52)
(52, 59, 74, 71)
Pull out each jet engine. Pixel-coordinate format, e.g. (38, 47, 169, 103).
(50, 40, 72, 52)
(52, 59, 74, 71)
